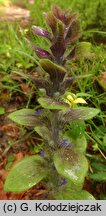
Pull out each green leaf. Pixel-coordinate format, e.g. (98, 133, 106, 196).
(91, 162, 106, 172)
(4, 156, 47, 192)
(46, 11, 57, 35)
(61, 107, 100, 123)
(89, 172, 106, 182)
(54, 188, 95, 200)
(103, 135, 106, 146)
(5, 154, 15, 170)
(40, 59, 66, 82)
(54, 147, 88, 187)
(34, 125, 51, 141)
(64, 132, 87, 153)
(74, 135, 87, 153)
(65, 20, 80, 43)
(100, 193, 106, 200)
(68, 120, 85, 139)
(50, 20, 66, 59)
(0, 106, 5, 115)
(8, 109, 41, 126)
(38, 97, 69, 110)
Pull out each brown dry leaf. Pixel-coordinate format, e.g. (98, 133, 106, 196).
(0, 90, 10, 102)
(11, 152, 24, 168)
(20, 84, 33, 96)
(2, 124, 20, 138)
(36, 189, 48, 196)
(98, 72, 106, 91)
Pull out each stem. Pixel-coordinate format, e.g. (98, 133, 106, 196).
(51, 111, 59, 147)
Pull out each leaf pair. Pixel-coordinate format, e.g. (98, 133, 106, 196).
(8, 106, 100, 127)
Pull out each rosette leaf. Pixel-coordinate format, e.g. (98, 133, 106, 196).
(4, 156, 47, 192)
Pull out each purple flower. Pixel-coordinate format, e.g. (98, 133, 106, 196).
(52, 165, 56, 171)
(39, 149, 45, 157)
(32, 26, 52, 40)
(32, 45, 52, 59)
(35, 109, 43, 115)
(59, 178, 67, 186)
(58, 139, 74, 148)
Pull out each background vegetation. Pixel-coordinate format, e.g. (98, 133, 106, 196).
(0, 0, 106, 200)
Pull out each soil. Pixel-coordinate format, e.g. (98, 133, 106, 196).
(0, 2, 106, 200)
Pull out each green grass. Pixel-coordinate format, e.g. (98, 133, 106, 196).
(0, 0, 106, 198)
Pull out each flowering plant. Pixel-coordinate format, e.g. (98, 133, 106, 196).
(4, 5, 100, 199)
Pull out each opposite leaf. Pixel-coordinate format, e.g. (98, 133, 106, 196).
(4, 156, 47, 192)
(40, 59, 66, 82)
(34, 125, 51, 142)
(50, 20, 66, 59)
(54, 147, 88, 187)
(8, 109, 41, 126)
(38, 97, 69, 110)
(60, 107, 100, 123)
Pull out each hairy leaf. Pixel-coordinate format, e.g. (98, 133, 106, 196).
(68, 120, 85, 139)
(65, 20, 81, 43)
(54, 147, 88, 186)
(34, 125, 51, 141)
(65, 12, 77, 26)
(52, 5, 65, 22)
(64, 130, 87, 153)
(40, 59, 66, 82)
(12, 71, 48, 89)
(59, 77, 74, 93)
(60, 107, 100, 123)
(46, 12, 57, 35)
(74, 135, 87, 153)
(4, 156, 47, 192)
(50, 20, 66, 59)
(8, 109, 42, 126)
(54, 187, 95, 200)
(65, 47, 76, 60)
(38, 97, 69, 110)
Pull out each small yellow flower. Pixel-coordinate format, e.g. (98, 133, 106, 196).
(63, 92, 87, 107)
